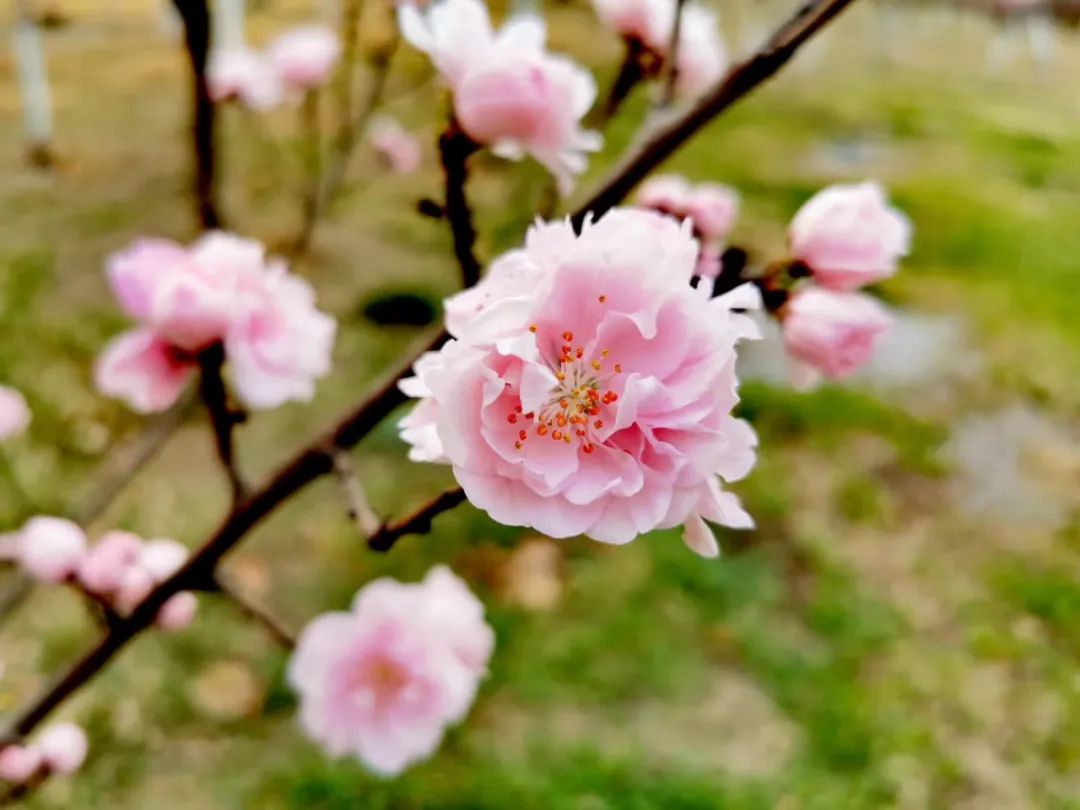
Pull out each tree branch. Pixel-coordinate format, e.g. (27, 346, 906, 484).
(597, 38, 647, 127)
(196, 343, 246, 505)
(572, 0, 861, 228)
(212, 574, 296, 649)
(438, 121, 481, 288)
(172, 0, 222, 230)
(658, 0, 687, 108)
(332, 450, 381, 537)
(367, 487, 467, 553)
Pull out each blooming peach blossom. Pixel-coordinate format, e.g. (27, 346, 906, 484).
(0, 386, 30, 441)
(399, 0, 601, 193)
(288, 566, 494, 776)
(106, 238, 187, 321)
(369, 116, 422, 174)
(637, 174, 739, 256)
(77, 530, 142, 596)
(789, 182, 912, 291)
(781, 287, 893, 390)
(266, 25, 342, 94)
(207, 48, 284, 111)
(94, 328, 196, 414)
(37, 723, 87, 775)
(400, 209, 760, 556)
(17, 517, 87, 584)
(0, 745, 41, 783)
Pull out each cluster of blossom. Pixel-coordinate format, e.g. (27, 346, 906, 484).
(95, 231, 336, 413)
(399, 208, 760, 558)
(591, 0, 727, 98)
(208, 25, 341, 111)
(369, 116, 423, 175)
(0, 386, 30, 441)
(399, 0, 602, 194)
(636, 175, 739, 277)
(0, 723, 88, 786)
(782, 181, 911, 388)
(10, 516, 197, 630)
(289, 566, 494, 776)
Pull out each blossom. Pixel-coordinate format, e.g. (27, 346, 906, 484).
(781, 287, 893, 390)
(636, 175, 739, 276)
(288, 566, 494, 776)
(266, 25, 342, 93)
(37, 723, 88, 775)
(97, 232, 335, 412)
(789, 182, 912, 291)
(399, 0, 601, 193)
(369, 116, 422, 174)
(207, 48, 284, 111)
(591, 0, 670, 47)
(0, 386, 31, 441)
(77, 530, 142, 595)
(399, 209, 760, 557)
(17, 517, 87, 584)
(0, 745, 41, 783)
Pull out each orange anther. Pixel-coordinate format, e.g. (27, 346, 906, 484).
(529, 325, 538, 333)
(594, 420, 604, 429)
(518, 430, 528, 441)
(556, 371, 566, 381)
(598, 295, 607, 303)
(507, 413, 518, 424)
(515, 404, 523, 413)
(556, 414, 567, 427)
(614, 363, 622, 373)
(562, 331, 574, 342)
(537, 424, 549, 436)
(552, 430, 563, 441)
(591, 360, 601, 371)
(583, 443, 595, 454)
(515, 441, 523, 450)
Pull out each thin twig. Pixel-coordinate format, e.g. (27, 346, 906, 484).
(196, 344, 246, 504)
(597, 38, 647, 127)
(332, 450, 381, 537)
(367, 487, 467, 553)
(172, 0, 222, 229)
(659, 0, 687, 107)
(572, 0, 861, 227)
(438, 121, 481, 287)
(0, 0, 857, 749)
(213, 574, 296, 649)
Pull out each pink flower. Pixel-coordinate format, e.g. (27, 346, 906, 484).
(94, 328, 196, 413)
(208, 48, 284, 111)
(106, 238, 188, 321)
(77, 530, 143, 595)
(267, 25, 342, 93)
(224, 271, 337, 409)
(0, 386, 31, 441)
(0, 745, 42, 783)
(400, 210, 760, 557)
(637, 175, 739, 245)
(288, 566, 494, 776)
(591, 0, 669, 49)
(156, 592, 198, 632)
(781, 287, 893, 389)
(138, 538, 188, 582)
(17, 517, 87, 584)
(789, 182, 912, 291)
(37, 723, 88, 775)
(369, 116, 422, 174)
(399, 0, 601, 194)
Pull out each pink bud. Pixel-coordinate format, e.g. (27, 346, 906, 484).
(18, 517, 87, 584)
(37, 723, 88, 775)
(369, 117, 422, 174)
(156, 592, 198, 632)
(114, 565, 155, 616)
(0, 745, 42, 783)
(138, 538, 188, 583)
(77, 531, 143, 596)
(0, 386, 31, 441)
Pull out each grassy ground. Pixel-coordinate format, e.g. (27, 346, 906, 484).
(1, 0, 1079, 807)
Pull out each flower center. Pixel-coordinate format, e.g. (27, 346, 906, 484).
(508, 327, 622, 455)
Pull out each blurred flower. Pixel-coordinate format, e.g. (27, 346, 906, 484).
(399, 209, 760, 556)
(789, 181, 911, 291)
(0, 745, 41, 783)
(781, 287, 893, 389)
(97, 232, 335, 412)
(37, 723, 88, 775)
(156, 592, 198, 632)
(266, 25, 342, 94)
(288, 566, 494, 776)
(77, 530, 142, 595)
(0, 386, 31, 441)
(399, 0, 601, 194)
(369, 116, 422, 174)
(207, 48, 284, 111)
(17, 516, 86, 584)
(637, 174, 739, 277)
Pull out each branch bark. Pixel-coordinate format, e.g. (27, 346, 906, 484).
(196, 343, 246, 504)
(438, 122, 481, 288)
(172, 0, 222, 230)
(367, 487, 467, 553)
(572, 0, 860, 228)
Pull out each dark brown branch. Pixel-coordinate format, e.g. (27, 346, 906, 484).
(172, 0, 222, 229)
(367, 487, 467, 553)
(438, 121, 481, 288)
(572, 0, 860, 228)
(212, 574, 296, 649)
(0, 328, 449, 743)
(659, 0, 687, 107)
(597, 38, 647, 127)
(196, 343, 246, 504)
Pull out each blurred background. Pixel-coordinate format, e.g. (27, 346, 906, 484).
(1, 0, 1079, 806)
